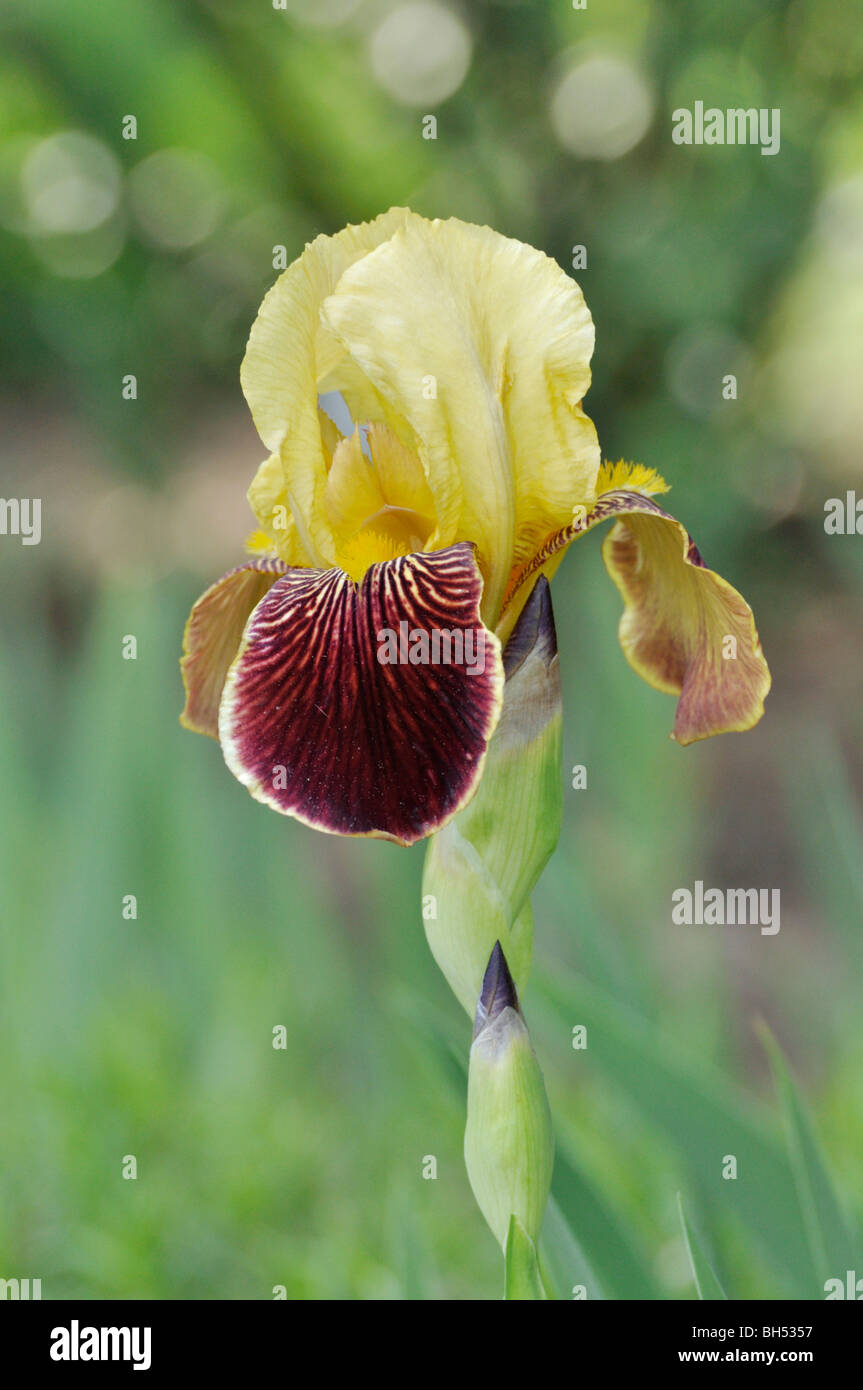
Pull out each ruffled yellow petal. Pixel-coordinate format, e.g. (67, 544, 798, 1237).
(241, 207, 422, 567)
(319, 350, 414, 448)
(320, 216, 600, 623)
(367, 422, 435, 519)
(324, 429, 385, 539)
(246, 452, 314, 567)
(246, 408, 345, 566)
(317, 407, 344, 465)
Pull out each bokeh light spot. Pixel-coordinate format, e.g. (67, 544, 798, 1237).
(129, 149, 226, 251)
(370, 2, 472, 108)
(815, 174, 863, 271)
(22, 131, 121, 234)
(665, 323, 753, 420)
(29, 218, 126, 280)
(550, 53, 653, 160)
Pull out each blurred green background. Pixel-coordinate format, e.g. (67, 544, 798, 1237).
(2, 0, 862, 1299)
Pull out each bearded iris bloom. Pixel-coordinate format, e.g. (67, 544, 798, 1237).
(180, 208, 770, 846)
(180, 209, 772, 1294)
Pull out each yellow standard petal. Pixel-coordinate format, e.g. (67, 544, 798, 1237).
(246, 452, 315, 567)
(240, 208, 423, 568)
(320, 215, 600, 623)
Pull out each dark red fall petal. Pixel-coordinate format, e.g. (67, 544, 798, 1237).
(218, 543, 504, 845)
(180, 558, 287, 738)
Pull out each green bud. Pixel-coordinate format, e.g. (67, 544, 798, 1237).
(422, 578, 563, 1015)
(464, 943, 554, 1253)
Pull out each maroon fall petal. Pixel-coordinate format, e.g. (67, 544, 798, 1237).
(218, 543, 504, 846)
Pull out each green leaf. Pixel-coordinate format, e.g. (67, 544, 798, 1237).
(551, 1143, 662, 1299)
(784, 730, 863, 968)
(536, 967, 813, 1295)
(758, 1022, 859, 1290)
(504, 1216, 547, 1300)
(539, 1195, 605, 1300)
(677, 1192, 728, 1299)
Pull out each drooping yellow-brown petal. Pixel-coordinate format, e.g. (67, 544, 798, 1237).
(601, 503, 770, 743)
(180, 558, 288, 738)
(240, 208, 422, 567)
(218, 544, 504, 846)
(502, 475, 770, 744)
(320, 215, 600, 624)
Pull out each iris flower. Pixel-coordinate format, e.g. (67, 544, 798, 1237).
(180, 208, 770, 845)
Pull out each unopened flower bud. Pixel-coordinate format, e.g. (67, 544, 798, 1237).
(463, 943, 554, 1252)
